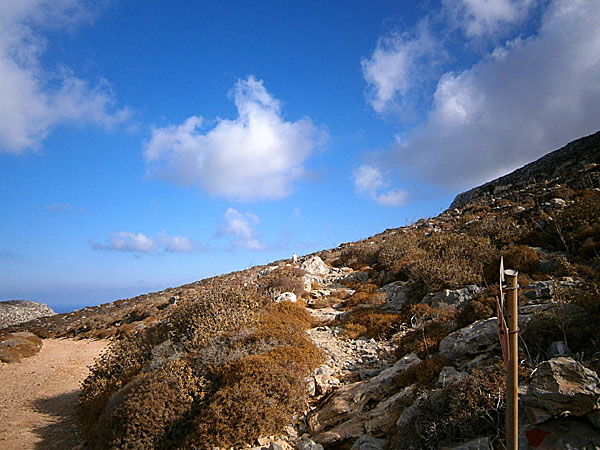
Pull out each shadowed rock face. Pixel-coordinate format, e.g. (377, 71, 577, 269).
(0, 300, 55, 329)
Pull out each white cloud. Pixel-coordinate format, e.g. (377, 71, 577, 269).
(0, 0, 128, 153)
(92, 231, 203, 253)
(353, 165, 408, 207)
(365, 0, 600, 191)
(361, 20, 444, 115)
(144, 76, 327, 202)
(216, 208, 268, 251)
(157, 232, 200, 253)
(443, 0, 535, 38)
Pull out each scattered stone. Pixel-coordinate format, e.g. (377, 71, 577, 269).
(308, 354, 420, 444)
(523, 281, 555, 301)
(551, 197, 567, 206)
(524, 357, 600, 424)
(296, 436, 324, 450)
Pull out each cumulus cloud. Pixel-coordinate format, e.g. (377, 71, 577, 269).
(144, 77, 327, 202)
(443, 0, 535, 38)
(91, 231, 203, 253)
(216, 208, 267, 251)
(364, 0, 600, 191)
(353, 165, 408, 207)
(0, 0, 128, 153)
(361, 20, 444, 115)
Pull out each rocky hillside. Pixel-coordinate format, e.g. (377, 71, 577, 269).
(3, 131, 600, 449)
(0, 300, 55, 329)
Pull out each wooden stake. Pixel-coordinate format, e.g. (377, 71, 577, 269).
(505, 269, 519, 450)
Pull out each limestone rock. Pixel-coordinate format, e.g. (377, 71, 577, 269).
(296, 436, 324, 450)
(274, 292, 297, 303)
(350, 434, 384, 450)
(524, 417, 600, 449)
(523, 280, 555, 302)
(308, 353, 420, 444)
(0, 300, 55, 328)
(422, 285, 482, 309)
(435, 366, 468, 389)
(301, 256, 330, 276)
(377, 282, 409, 312)
(524, 357, 600, 424)
(439, 318, 498, 367)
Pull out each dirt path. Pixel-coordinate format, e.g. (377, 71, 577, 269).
(0, 338, 109, 450)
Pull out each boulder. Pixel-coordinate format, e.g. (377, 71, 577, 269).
(301, 256, 330, 276)
(524, 417, 600, 449)
(377, 282, 409, 312)
(439, 318, 498, 367)
(274, 292, 297, 303)
(350, 435, 384, 450)
(422, 285, 482, 309)
(524, 357, 600, 424)
(440, 303, 584, 367)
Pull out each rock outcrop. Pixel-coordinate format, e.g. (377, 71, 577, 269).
(0, 300, 55, 329)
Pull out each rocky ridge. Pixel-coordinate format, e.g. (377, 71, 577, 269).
(0, 300, 55, 329)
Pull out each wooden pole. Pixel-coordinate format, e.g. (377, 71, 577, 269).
(505, 269, 519, 450)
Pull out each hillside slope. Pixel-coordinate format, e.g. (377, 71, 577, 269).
(3, 131, 600, 449)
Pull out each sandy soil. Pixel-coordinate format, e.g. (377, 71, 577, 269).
(0, 338, 109, 450)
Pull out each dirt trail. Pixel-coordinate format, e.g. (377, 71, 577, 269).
(0, 338, 109, 450)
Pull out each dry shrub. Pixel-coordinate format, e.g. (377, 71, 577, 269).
(340, 308, 403, 339)
(395, 305, 457, 358)
(344, 291, 386, 309)
(502, 245, 540, 273)
(81, 294, 322, 450)
(394, 354, 449, 390)
(338, 242, 380, 269)
(456, 298, 494, 329)
(392, 362, 506, 449)
(462, 212, 521, 249)
(404, 232, 495, 301)
(187, 344, 321, 449)
(257, 267, 306, 298)
(376, 231, 423, 272)
(554, 191, 600, 257)
(86, 358, 208, 450)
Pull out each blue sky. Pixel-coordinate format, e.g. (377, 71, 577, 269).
(1, 0, 599, 312)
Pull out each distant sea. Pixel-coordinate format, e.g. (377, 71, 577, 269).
(0, 285, 161, 314)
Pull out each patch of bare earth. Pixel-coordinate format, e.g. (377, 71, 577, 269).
(0, 338, 108, 450)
